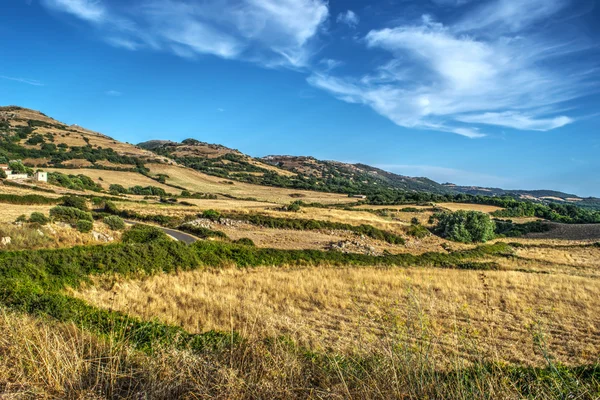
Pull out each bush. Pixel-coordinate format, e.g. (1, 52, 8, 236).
(286, 202, 301, 212)
(103, 215, 125, 231)
(61, 196, 88, 211)
(29, 212, 50, 225)
(433, 211, 496, 243)
(234, 238, 255, 246)
(201, 210, 221, 222)
(407, 224, 431, 239)
(76, 220, 93, 233)
(50, 206, 93, 224)
(15, 214, 28, 223)
(122, 225, 169, 243)
(0, 169, 6, 179)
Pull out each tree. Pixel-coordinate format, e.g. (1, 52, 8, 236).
(433, 211, 496, 243)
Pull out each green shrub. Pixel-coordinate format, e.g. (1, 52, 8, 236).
(29, 212, 50, 225)
(433, 211, 496, 243)
(0, 193, 59, 205)
(50, 206, 93, 224)
(76, 220, 93, 233)
(178, 224, 229, 240)
(234, 238, 255, 246)
(286, 202, 301, 212)
(60, 196, 88, 211)
(0, 169, 6, 179)
(201, 209, 221, 222)
(407, 224, 431, 239)
(15, 214, 28, 223)
(103, 215, 125, 231)
(122, 225, 169, 243)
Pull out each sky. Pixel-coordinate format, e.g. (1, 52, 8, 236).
(1, 0, 600, 196)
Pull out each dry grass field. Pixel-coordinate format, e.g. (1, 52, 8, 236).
(145, 163, 356, 205)
(0, 204, 54, 223)
(436, 202, 504, 213)
(75, 260, 600, 367)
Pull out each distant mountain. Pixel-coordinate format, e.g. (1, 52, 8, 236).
(261, 155, 449, 194)
(444, 183, 600, 209)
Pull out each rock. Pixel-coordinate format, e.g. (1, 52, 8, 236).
(92, 231, 114, 242)
(1, 237, 11, 246)
(43, 225, 57, 234)
(36, 229, 45, 237)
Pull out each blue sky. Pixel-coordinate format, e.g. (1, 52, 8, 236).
(2, 0, 600, 196)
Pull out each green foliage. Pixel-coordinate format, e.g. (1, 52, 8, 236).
(8, 160, 31, 175)
(15, 214, 28, 223)
(201, 209, 222, 222)
(28, 212, 49, 225)
(494, 220, 551, 237)
(48, 172, 102, 192)
(178, 224, 229, 240)
(233, 237, 255, 246)
(109, 184, 167, 196)
(102, 215, 125, 231)
(286, 201, 301, 212)
(50, 206, 93, 224)
(122, 225, 169, 243)
(60, 196, 88, 211)
(407, 224, 431, 239)
(0, 169, 6, 179)
(0, 193, 60, 205)
(433, 211, 496, 243)
(25, 134, 45, 145)
(76, 219, 93, 233)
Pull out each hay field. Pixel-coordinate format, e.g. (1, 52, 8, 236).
(0, 204, 54, 223)
(75, 263, 600, 367)
(145, 163, 355, 205)
(44, 168, 179, 194)
(436, 203, 504, 213)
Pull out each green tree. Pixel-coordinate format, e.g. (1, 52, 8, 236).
(433, 211, 496, 243)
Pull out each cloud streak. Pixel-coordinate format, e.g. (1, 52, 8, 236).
(39, 0, 329, 68)
(0, 75, 44, 86)
(308, 0, 597, 137)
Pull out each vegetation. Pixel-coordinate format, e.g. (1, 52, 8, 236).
(122, 224, 169, 243)
(49, 206, 93, 224)
(178, 224, 229, 240)
(76, 219, 93, 233)
(103, 215, 125, 231)
(0, 193, 60, 205)
(432, 211, 496, 243)
(48, 171, 103, 192)
(28, 212, 50, 225)
(60, 195, 88, 211)
(109, 184, 167, 197)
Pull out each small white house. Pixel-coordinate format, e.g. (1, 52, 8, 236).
(33, 171, 48, 182)
(6, 172, 28, 180)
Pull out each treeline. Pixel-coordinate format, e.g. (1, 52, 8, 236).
(370, 192, 600, 224)
(48, 171, 103, 192)
(108, 184, 167, 197)
(0, 193, 61, 205)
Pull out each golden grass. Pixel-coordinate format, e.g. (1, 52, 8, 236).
(436, 203, 504, 213)
(145, 163, 356, 205)
(0, 204, 54, 223)
(75, 264, 600, 367)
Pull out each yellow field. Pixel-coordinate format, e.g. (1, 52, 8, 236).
(436, 203, 504, 213)
(0, 204, 54, 223)
(145, 163, 355, 205)
(75, 260, 600, 367)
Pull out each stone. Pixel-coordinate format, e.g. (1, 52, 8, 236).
(1, 237, 11, 246)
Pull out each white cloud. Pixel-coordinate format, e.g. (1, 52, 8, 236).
(41, 0, 106, 23)
(0, 75, 44, 86)
(319, 58, 343, 71)
(336, 10, 359, 28)
(40, 0, 329, 68)
(456, 112, 574, 131)
(308, 1, 595, 137)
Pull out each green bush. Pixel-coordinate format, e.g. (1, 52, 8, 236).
(76, 220, 93, 233)
(178, 224, 229, 240)
(433, 211, 496, 243)
(122, 225, 169, 243)
(15, 214, 28, 223)
(0, 169, 6, 179)
(201, 209, 221, 222)
(234, 238, 255, 246)
(407, 224, 431, 239)
(61, 196, 88, 211)
(0, 193, 60, 205)
(29, 212, 50, 225)
(50, 206, 93, 224)
(103, 215, 125, 231)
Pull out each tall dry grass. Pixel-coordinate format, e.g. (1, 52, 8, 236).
(75, 265, 600, 367)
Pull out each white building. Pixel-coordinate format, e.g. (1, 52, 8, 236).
(33, 171, 47, 182)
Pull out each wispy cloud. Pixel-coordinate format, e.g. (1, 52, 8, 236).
(41, 0, 106, 22)
(105, 90, 122, 96)
(40, 0, 329, 68)
(309, 0, 597, 137)
(0, 75, 44, 86)
(336, 10, 359, 28)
